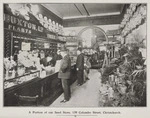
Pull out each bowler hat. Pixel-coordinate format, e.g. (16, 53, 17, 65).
(60, 45, 67, 51)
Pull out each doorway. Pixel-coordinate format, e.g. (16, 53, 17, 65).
(77, 26, 108, 50)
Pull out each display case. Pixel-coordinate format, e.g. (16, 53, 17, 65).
(4, 64, 77, 106)
(4, 70, 40, 89)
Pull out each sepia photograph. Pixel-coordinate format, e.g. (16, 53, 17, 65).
(3, 2, 147, 107)
(0, 0, 149, 118)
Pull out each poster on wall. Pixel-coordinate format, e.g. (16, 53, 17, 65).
(21, 42, 31, 51)
(44, 43, 49, 48)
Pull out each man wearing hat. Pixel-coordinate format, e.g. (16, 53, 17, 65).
(76, 48, 84, 86)
(58, 45, 71, 103)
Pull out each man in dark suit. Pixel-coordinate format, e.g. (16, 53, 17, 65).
(58, 46, 71, 103)
(76, 48, 84, 86)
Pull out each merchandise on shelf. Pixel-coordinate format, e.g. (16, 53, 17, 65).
(4, 70, 40, 89)
(37, 13, 64, 35)
(120, 4, 146, 37)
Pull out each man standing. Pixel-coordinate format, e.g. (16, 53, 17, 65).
(76, 48, 84, 86)
(58, 46, 71, 103)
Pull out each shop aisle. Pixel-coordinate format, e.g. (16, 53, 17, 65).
(50, 69, 101, 107)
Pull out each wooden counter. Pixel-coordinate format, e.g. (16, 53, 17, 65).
(4, 65, 77, 106)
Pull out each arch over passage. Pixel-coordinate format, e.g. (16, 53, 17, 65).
(77, 26, 109, 68)
(77, 26, 108, 45)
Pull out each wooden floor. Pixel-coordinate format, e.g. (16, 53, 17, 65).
(50, 69, 101, 107)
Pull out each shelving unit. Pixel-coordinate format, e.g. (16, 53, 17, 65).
(4, 28, 66, 58)
(120, 4, 146, 42)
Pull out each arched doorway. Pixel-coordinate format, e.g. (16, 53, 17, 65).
(77, 26, 109, 68)
(77, 26, 108, 50)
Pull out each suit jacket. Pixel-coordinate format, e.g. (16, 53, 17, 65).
(58, 54, 71, 79)
(76, 53, 84, 70)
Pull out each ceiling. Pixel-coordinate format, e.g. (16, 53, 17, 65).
(42, 3, 125, 19)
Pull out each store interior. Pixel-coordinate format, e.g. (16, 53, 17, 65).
(3, 3, 146, 107)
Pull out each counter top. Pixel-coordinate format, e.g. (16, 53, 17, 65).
(4, 64, 77, 106)
(4, 64, 76, 91)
